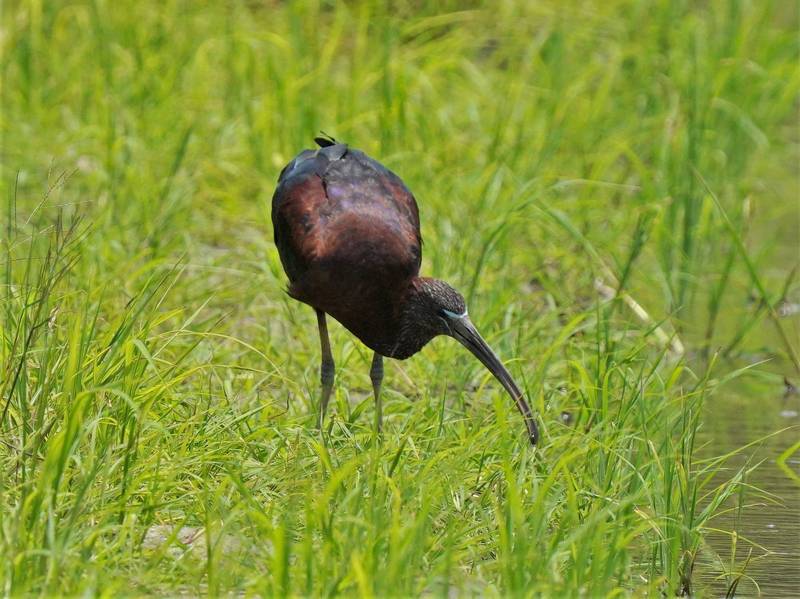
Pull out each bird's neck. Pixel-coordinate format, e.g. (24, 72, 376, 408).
(389, 278, 443, 359)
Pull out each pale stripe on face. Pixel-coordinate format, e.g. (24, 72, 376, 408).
(442, 309, 468, 319)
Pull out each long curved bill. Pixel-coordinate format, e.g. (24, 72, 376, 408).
(449, 315, 539, 445)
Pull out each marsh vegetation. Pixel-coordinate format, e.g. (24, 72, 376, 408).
(1, 0, 798, 595)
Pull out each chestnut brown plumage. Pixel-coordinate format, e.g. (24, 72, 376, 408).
(271, 137, 539, 445)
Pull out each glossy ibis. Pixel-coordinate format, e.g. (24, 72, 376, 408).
(271, 136, 539, 445)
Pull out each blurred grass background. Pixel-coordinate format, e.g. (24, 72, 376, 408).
(1, 0, 798, 596)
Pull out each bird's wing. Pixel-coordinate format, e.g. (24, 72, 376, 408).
(271, 150, 330, 283)
(320, 147, 422, 265)
(272, 144, 422, 286)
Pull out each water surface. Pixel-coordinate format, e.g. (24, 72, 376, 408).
(696, 376, 799, 597)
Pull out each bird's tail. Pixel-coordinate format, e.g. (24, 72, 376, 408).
(314, 132, 338, 148)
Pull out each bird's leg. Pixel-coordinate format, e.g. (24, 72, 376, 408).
(370, 352, 384, 433)
(316, 309, 334, 430)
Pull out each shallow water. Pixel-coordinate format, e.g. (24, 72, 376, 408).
(696, 377, 800, 597)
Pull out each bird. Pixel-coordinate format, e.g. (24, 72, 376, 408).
(271, 135, 539, 445)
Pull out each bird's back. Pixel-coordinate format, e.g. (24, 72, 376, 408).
(271, 142, 422, 353)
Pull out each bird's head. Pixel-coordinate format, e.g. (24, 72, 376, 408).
(402, 278, 467, 337)
(399, 277, 539, 445)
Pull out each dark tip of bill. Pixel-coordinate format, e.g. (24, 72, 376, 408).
(528, 420, 539, 446)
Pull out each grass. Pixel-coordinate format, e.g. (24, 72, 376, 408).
(1, 0, 798, 595)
